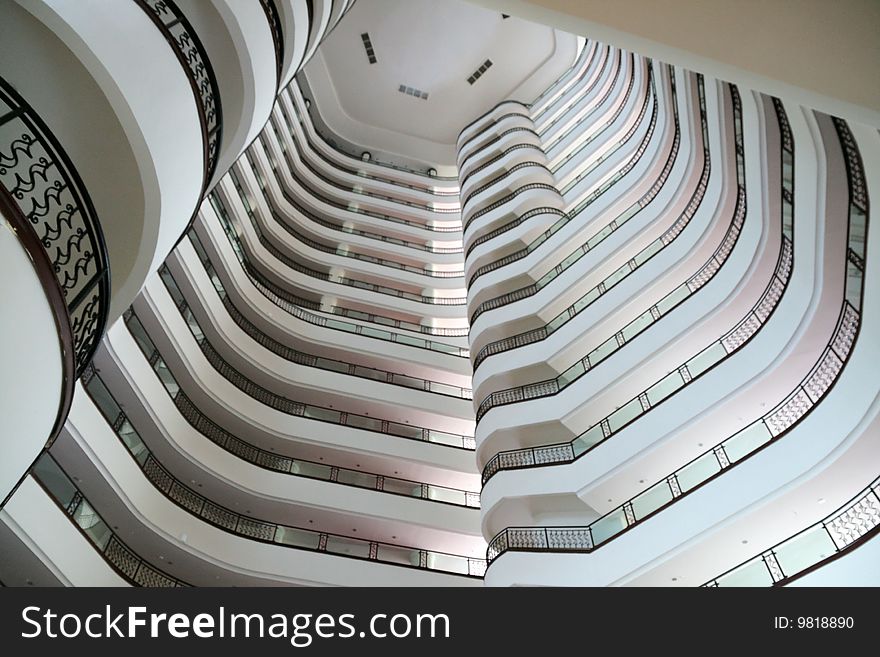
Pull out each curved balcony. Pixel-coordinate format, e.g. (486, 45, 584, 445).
(457, 114, 537, 166)
(457, 100, 530, 149)
(704, 475, 880, 586)
(528, 40, 597, 121)
(0, 78, 109, 500)
(532, 42, 606, 129)
(483, 113, 867, 575)
(55, 385, 485, 584)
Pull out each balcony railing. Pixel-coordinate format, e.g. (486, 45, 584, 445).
(136, 0, 222, 186)
(186, 230, 473, 400)
(456, 100, 530, 146)
(88, 340, 477, 510)
(484, 109, 867, 569)
(531, 43, 604, 123)
(284, 88, 460, 197)
(130, 292, 475, 450)
(0, 78, 110, 412)
(704, 476, 880, 586)
(269, 124, 462, 233)
(258, 0, 284, 87)
(246, 152, 465, 278)
(202, 194, 471, 358)
(457, 112, 534, 154)
(461, 162, 553, 209)
(464, 63, 659, 274)
(76, 363, 486, 578)
(470, 70, 681, 357)
(459, 143, 546, 189)
(276, 108, 460, 213)
(227, 167, 468, 307)
(31, 452, 188, 587)
(210, 190, 470, 342)
(458, 127, 542, 173)
(463, 183, 560, 236)
(293, 77, 459, 182)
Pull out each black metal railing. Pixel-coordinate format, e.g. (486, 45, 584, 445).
(258, 0, 284, 87)
(277, 105, 461, 213)
(30, 452, 188, 587)
(458, 127, 541, 173)
(459, 143, 546, 189)
(110, 305, 478, 504)
(531, 42, 602, 121)
(227, 167, 468, 306)
(461, 162, 552, 209)
(466, 62, 656, 292)
(137, 279, 475, 450)
(485, 106, 867, 569)
(185, 229, 473, 400)
(704, 476, 880, 586)
(202, 193, 471, 358)
(136, 0, 222, 186)
(268, 122, 462, 232)
(0, 78, 110, 379)
(78, 360, 486, 578)
(283, 87, 460, 197)
(246, 152, 465, 278)
(457, 112, 534, 155)
(457, 100, 530, 145)
(463, 183, 560, 236)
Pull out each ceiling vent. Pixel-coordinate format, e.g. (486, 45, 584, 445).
(398, 85, 429, 100)
(360, 32, 377, 64)
(467, 59, 493, 85)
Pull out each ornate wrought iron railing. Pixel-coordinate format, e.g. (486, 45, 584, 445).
(258, 0, 284, 88)
(78, 361, 485, 578)
(704, 476, 880, 586)
(135, 0, 222, 186)
(484, 109, 866, 569)
(0, 78, 110, 382)
(31, 452, 188, 587)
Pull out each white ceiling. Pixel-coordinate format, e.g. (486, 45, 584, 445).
(303, 0, 579, 167)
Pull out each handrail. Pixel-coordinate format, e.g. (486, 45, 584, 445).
(466, 61, 655, 291)
(704, 476, 880, 586)
(480, 80, 741, 474)
(463, 183, 559, 236)
(283, 89, 460, 197)
(530, 41, 598, 118)
(0, 78, 110, 380)
(228, 167, 468, 306)
(457, 100, 530, 143)
(276, 109, 461, 213)
(30, 452, 188, 586)
(292, 76, 459, 181)
(458, 127, 541, 173)
(251, 135, 463, 254)
(203, 194, 471, 358)
(457, 112, 534, 155)
(135, 0, 222, 187)
(459, 143, 545, 189)
(75, 362, 485, 578)
(113, 305, 478, 503)
(467, 65, 664, 328)
(268, 124, 463, 233)
(484, 104, 868, 570)
(246, 152, 465, 278)
(461, 162, 552, 209)
(258, 0, 284, 88)
(186, 229, 472, 400)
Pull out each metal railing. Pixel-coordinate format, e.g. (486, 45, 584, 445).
(76, 363, 485, 578)
(185, 229, 472, 400)
(704, 476, 880, 586)
(0, 78, 110, 379)
(202, 194, 471, 358)
(135, 0, 222, 185)
(30, 452, 188, 587)
(458, 127, 542, 173)
(227, 167, 468, 306)
(485, 106, 868, 569)
(258, 0, 284, 87)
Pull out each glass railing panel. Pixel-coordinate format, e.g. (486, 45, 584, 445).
(376, 544, 422, 567)
(558, 360, 587, 389)
(382, 478, 422, 498)
(428, 487, 466, 505)
(631, 481, 674, 520)
(676, 452, 722, 493)
(73, 499, 113, 551)
(621, 310, 654, 342)
(274, 526, 321, 549)
(425, 552, 469, 575)
(773, 525, 838, 576)
(723, 422, 772, 462)
(31, 454, 78, 509)
(573, 425, 604, 456)
(607, 398, 642, 433)
(301, 406, 341, 423)
(646, 371, 684, 406)
(153, 358, 180, 397)
(714, 560, 775, 587)
(655, 284, 690, 315)
(589, 336, 618, 366)
(591, 508, 628, 546)
(291, 461, 333, 479)
(117, 418, 149, 466)
(685, 342, 727, 377)
(336, 470, 377, 488)
(325, 535, 372, 559)
(634, 239, 663, 266)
